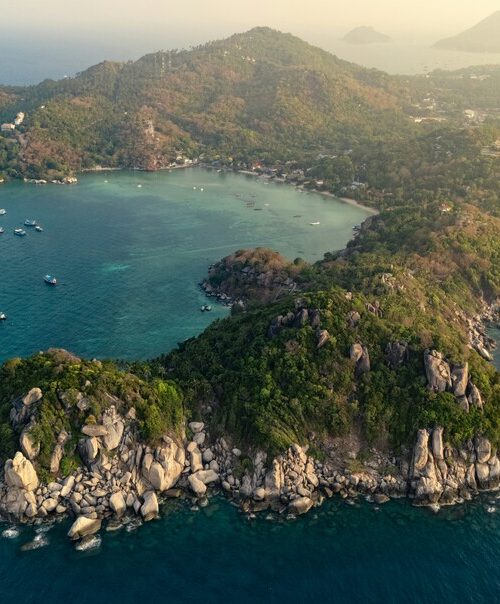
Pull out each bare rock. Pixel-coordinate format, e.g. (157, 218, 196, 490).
(413, 429, 429, 472)
(424, 350, 451, 392)
(20, 427, 40, 461)
(385, 342, 409, 369)
(316, 330, 330, 349)
(189, 422, 205, 434)
(288, 496, 313, 515)
(451, 363, 468, 398)
(140, 491, 159, 521)
(109, 491, 126, 516)
(22, 388, 43, 407)
(4, 452, 39, 491)
(474, 436, 491, 464)
(68, 516, 101, 540)
(81, 424, 108, 438)
(431, 427, 444, 461)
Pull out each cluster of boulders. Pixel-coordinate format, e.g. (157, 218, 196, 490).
(200, 281, 236, 307)
(268, 303, 321, 338)
(424, 352, 483, 411)
(1, 359, 499, 542)
(200, 253, 299, 308)
(410, 428, 499, 506)
(453, 302, 498, 362)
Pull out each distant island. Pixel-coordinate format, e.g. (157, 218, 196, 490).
(343, 26, 391, 45)
(435, 11, 500, 53)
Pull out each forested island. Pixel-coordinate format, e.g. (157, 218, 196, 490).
(0, 28, 499, 543)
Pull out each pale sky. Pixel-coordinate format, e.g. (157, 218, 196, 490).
(2, 0, 498, 40)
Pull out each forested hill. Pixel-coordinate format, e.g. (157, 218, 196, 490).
(0, 27, 413, 179)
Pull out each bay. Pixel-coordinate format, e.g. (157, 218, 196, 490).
(0, 168, 370, 363)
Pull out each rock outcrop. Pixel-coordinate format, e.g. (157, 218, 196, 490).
(424, 350, 451, 392)
(350, 343, 370, 377)
(4, 452, 39, 491)
(409, 427, 499, 506)
(68, 516, 102, 540)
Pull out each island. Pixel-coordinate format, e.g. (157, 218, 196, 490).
(343, 26, 391, 45)
(0, 27, 498, 546)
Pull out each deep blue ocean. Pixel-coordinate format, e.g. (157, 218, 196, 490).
(0, 169, 498, 603)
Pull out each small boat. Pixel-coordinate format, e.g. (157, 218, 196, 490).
(0, 227, 4, 234)
(310, 221, 320, 226)
(0, 313, 6, 320)
(24, 219, 37, 227)
(35, 225, 44, 232)
(0, 209, 6, 215)
(44, 275, 57, 285)
(14, 228, 27, 236)
(200, 305, 213, 312)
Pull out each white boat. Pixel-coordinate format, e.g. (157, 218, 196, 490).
(44, 275, 57, 285)
(310, 221, 320, 226)
(0, 209, 6, 215)
(0, 227, 4, 234)
(0, 312, 6, 320)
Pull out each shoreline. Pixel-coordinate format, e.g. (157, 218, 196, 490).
(6, 163, 380, 218)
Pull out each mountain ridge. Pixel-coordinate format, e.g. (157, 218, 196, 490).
(435, 11, 500, 53)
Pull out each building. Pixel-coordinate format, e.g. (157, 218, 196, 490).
(14, 112, 25, 126)
(1, 123, 15, 133)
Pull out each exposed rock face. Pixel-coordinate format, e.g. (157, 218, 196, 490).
(350, 343, 370, 377)
(424, 350, 451, 392)
(109, 491, 126, 516)
(102, 407, 125, 450)
(20, 427, 40, 461)
(413, 430, 429, 471)
(140, 491, 159, 521)
(316, 330, 330, 349)
(79, 437, 100, 467)
(188, 474, 207, 496)
(22, 388, 43, 407)
(68, 516, 101, 540)
(288, 496, 313, 515)
(142, 438, 185, 492)
(4, 452, 39, 491)
(410, 428, 499, 506)
(82, 424, 108, 438)
(385, 342, 409, 369)
(467, 382, 483, 410)
(474, 436, 491, 464)
(347, 310, 361, 328)
(451, 363, 468, 397)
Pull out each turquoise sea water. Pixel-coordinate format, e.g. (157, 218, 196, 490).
(0, 169, 370, 363)
(0, 496, 499, 604)
(1, 169, 499, 602)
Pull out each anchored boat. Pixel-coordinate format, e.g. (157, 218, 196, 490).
(0, 312, 6, 320)
(44, 275, 57, 285)
(24, 219, 37, 227)
(14, 228, 27, 237)
(0, 209, 6, 215)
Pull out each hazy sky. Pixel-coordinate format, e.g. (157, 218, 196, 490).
(2, 0, 498, 39)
